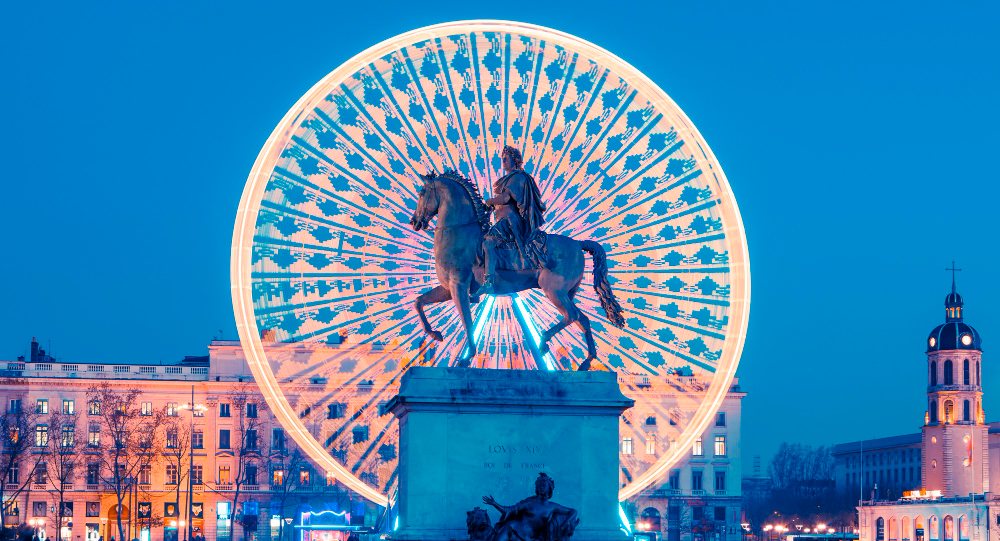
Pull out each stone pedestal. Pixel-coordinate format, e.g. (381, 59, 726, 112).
(387, 367, 633, 541)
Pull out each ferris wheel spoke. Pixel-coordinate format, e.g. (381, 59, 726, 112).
(397, 48, 462, 172)
(362, 66, 450, 177)
(289, 131, 418, 218)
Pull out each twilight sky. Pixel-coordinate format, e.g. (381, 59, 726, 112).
(2, 1, 998, 470)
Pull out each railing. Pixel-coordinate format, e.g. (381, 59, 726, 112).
(8, 362, 211, 381)
(215, 483, 234, 491)
(4, 483, 19, 491)
(243, 485, 260, 492)
(86, 484, 101, 491)
(715, 490, 727, 496)
(691, 489, 706, 496)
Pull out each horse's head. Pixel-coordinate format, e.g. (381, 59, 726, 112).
(410, 172, 439, 231)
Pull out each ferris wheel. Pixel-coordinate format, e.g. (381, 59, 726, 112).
(231, 20, 750, 507)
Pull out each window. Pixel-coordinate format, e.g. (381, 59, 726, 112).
(192, 430, 204, 449)
(693, 506, 704, 521)
(6, 464, 18, 485)
(352, 426, 369, 443)
(716, 412, 726, 427)
(963, 400, 971, 422)
(246, 429, 258, 450)
(166, 429, 178, 449)
(218, 465, 231, 484)
(32, 502, 47, 517)
(714, 506, 726, 521)
(964, 360, 970, 385)
(692, 437, 703, 456)
(219, 429, 231, 449)
(166, 464, 178, 485)
(714, 435, 727, 457)
(271, 428, 285, 451)
(246, 403, 258, 418)
(299, 468, 310, 486)
(691, 469, 703, 490)
(88, 401, 100, 415)
(166, 402, 178, 416)
(715, 470, 726, 491)
(219, 403, 231, 417)
(36, 399, 48, 414)
(645, 416, 657, 426)
(61, 424, 75, 447)
(9, 399, 22, 413)
(668, 470, 680, 490)
(646, 438, 656, 455)
(35, 424, 49, 447)
(88, 423, 100, 447)
(245, 465, 258, 485)
(192, 465, 203, 485)
(192, 406, 204, 418)
(931, 361, 938, 386)
(86, 463, 100, 485)
(944, 401, 954, 423)
(944, 360, 954, 385)
(622, 437, 633, 455)
(139, 464, 151, 485)
(328, 403, 346, 419)
(62, 400, 74, 415)
(7, 426, 19, 445)
(140, 402, 152, 416)
(34, 463, 47, 484)
(272, 468, 284, 486)
(930, 400, 938, 423)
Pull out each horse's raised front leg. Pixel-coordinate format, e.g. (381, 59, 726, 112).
(450, 282, 476, 368)
(414, 285, 451, 342)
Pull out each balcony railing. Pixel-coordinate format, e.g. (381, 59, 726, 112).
(215, 483, 234, 491)
(691, 489, 706, 496)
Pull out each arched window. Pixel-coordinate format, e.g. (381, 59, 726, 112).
(915, 516, 926, 541)
(877, 518, 886, 541)
(958, 516, 969, 541)
(902, 517, 912, 541)
(976, 362, 980, 386)
(944, 360, 954, 385)
(931, 361, 938, 386)
(929, 516, 939, 541)
(963, 360, 970, 385)
(640, 507, 662, 531)
(944, 401, 954, 423)
(944, 516, 954, 541)
(890, 518, 899, 541)
(930, 400, 938, 423)
(963, 400, 970, 422)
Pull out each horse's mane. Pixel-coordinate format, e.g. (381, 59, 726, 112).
(435, 170, 491, 237)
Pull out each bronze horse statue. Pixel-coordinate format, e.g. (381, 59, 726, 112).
(409, 170, 624, 370)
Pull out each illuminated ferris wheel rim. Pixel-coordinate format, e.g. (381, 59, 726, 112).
(231, 19, 751, 506)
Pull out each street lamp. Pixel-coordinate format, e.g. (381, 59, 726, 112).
(284, 517, 294, 541)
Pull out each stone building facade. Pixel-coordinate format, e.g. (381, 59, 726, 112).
(0, 339, 371, 541)
(845, 282, 1000, 541)
(627, 379, 745, 541)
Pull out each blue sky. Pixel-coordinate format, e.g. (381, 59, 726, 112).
(2, 1, 998, 468)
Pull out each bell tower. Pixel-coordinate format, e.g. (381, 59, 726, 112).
(921, 264, 986, 497)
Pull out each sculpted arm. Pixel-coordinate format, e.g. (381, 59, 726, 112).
(482, 495, 510, 514)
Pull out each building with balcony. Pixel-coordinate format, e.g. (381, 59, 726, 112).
(0, 339, 372, 541)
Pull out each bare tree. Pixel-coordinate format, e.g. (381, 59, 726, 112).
(214, 384, 263, 541)
(0, 382, 41, 533)
(44, 410, 80, 541)
(87, 384, 164, 541)
(163, 416, 191, 528)
(269, 442, 306, 541)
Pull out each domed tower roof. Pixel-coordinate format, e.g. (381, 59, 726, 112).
(927, 263, 982, 352)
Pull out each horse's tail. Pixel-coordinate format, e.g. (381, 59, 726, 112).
(580, 240, 625, 328)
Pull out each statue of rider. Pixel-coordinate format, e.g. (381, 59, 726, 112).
(478, 145, 547, 295)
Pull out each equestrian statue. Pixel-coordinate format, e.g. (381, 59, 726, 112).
(409, 145, 625, 370)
